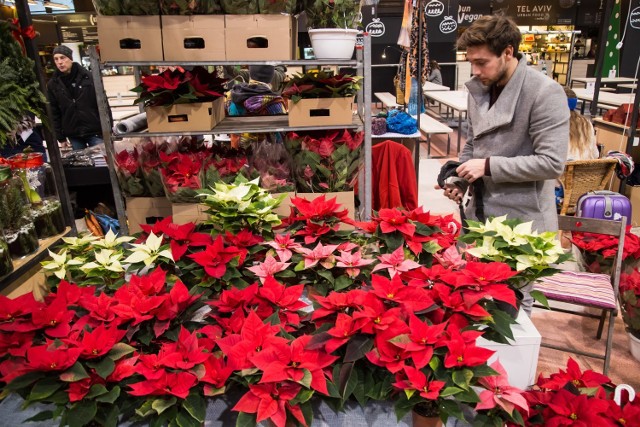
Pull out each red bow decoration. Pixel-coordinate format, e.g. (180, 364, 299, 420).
(9, 18, 37, 54)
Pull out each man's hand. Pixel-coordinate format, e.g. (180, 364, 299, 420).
(456, 159, 486, 183)
(434, 184, 464, 204)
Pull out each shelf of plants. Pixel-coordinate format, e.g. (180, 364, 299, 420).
(89, 36, 373, 236)
(0, 227, 72, 291)
(103, 60, 359, 67)
(112, 115, 365, 139)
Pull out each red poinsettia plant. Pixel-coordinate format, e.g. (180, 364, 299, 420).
(285, 129, 363, 192)
(509, 357, 640, 427)
(619, 269, 640, 339)
(571, 225, 640, 273)
(136, 138, 165, 197)
(1, 194, 549, 427)
(114, 140, 146, 197)
(282, 70, 362, 103)
(131, 66, 227, 108)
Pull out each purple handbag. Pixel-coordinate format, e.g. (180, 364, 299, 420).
(576, 190, 632, 225)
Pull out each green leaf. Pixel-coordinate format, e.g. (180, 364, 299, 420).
(452, 369, 474, 390)
(87, 357, 115, 379)
(183, 393, 206, 422)
(24, 410, 55, 422)
(152, 397, 178, 415)
(296, 369, 313, 389)
(28, 378, 63, 401)
(530, 290, 549, 308)
(439, 399, 465, 422)
(176, 409, 200, 427)
(6, 372, 45, 391)
(68, 400, 98, 427)
(316, 269, 335, 284)
(343, 335, 373, 363)
(236, 411, 257, 427)
(60, 362, 90, 382)
(84, 384, 108, 400)
(107, 343, 136, 360)
(342, 364, 359, 401)
(95, 385, 121, 404)
(290, 387, 314, 406)
(334, 275, 353, 291)
(440, 386, 464, 397)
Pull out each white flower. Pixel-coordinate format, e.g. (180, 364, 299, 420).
(41, 250, 84, 280)
(80, 249, 124, 273)
(466, 237, 503, 260)
(61, 234, 99, 249)
(123, 232, 173, 266)
(93, 229, 135, 249)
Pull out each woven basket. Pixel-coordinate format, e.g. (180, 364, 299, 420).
(559, 158, 618, 215)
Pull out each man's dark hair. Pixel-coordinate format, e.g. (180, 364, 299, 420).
(457, 14, 521, 57)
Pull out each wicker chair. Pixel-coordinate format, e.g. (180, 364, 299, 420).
(559, 158, 618, 215)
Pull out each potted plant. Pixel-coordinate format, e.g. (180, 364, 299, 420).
(619, 269, 640, 361)
(303, 0, 363, 59)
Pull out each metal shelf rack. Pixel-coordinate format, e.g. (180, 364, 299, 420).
(90, 35, 373, 235)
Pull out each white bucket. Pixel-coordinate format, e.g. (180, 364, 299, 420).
(308, 28, 359, 60)
(629, 332, 640, 361)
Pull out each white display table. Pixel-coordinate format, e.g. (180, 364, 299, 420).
(477, 308, 541, 390)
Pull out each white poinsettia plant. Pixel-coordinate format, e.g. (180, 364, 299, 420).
(41, 229, 174, 290)
(197, 175, 284, 235)
(459, 215, 571, 287)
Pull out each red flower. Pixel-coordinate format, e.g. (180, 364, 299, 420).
(352, 293, 406, 334)
(375, 208, 415, 236)
(189, 235, 246, 279)
(216, 311, 289, 370)
(68, 374, 104, 402)
(369, 274, 435, 313)
(539, 357, 612, 394)
(25, 345, 82, 372)
(78, 292, 119, 325)
(324, 313, 363, 353)
(0, 330, 35, 357)
(605, 398, 640, 427)
(107, 355, 139, 382)
(160, 327, 209, 370)
(392, 314, 446, 369)
(543, 389, 610, 426)
(366, 325, 413, 373)
(141, 69, 184, 92)
(476, 361, 528, 415)
(129, 371, 198, 399)
(443, 329, 495, 369)
(310, 289, 366, 323)
(140, 217, 212, 261)
(393, 365, 445, 400)
(289, 195, 349, 223)
(201, 354, 232, 396)
(115, 149, 139, 175)
(442, 262, 517, 308)
(76, 324, 127, 359)
(252, 335, 337, 395)
(31, 297, 76, 338)
(224, 229, 264, 249)
(154, 279, 200, 322)
(257, 277, 307, 328)
(0, 292, 42, 333)
(211, 283, 259, 314)
(233, 382, 307, 427)
(111, 285, 166, 326)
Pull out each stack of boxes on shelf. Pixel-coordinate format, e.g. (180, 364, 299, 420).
(99, 15, 361, 233)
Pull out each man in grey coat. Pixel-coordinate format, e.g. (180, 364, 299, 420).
(442, 14, 569, 233)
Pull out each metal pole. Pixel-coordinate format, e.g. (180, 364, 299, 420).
(15, 0, 76, 233)
(415, 0, 423, 182)
(88, 46, 129, 235)
(363, 33, 373, 220)
(590, 0, 615, 117)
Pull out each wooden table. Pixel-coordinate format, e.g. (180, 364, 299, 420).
(424, 90, 468, 152)
(573, 88, 638, 113)
(570, 77, 637, 88)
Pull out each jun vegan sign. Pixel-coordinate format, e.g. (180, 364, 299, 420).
(492, 0, 578, 25)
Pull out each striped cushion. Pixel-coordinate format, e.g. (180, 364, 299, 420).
(533, 271, 617, 309)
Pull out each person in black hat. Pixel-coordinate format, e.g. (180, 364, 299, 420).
(47, 45, 103, 150)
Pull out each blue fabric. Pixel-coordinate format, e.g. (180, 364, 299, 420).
(567, 97, 578, 111)
(407, 77, 425, 116)
(386, 109, 418, 135)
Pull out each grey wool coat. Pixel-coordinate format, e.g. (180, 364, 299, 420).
(460, 56, 570, 232)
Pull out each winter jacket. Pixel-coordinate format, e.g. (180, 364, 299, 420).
(372, 140, 418, 211)
(460, 56, 569, 232)
(47, 63, 102, 140)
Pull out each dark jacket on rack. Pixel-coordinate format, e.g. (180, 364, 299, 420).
(47, 62, 102, 141)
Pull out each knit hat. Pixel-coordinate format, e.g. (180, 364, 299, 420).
(53, 45, 73, 60)
(249, 65, 275, 84)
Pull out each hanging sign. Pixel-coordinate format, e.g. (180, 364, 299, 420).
(631, 6, 640, 29)
(457, 0, 490, 27)
(425, 0, 445, 17)
(365, 18, 386, 37)
(493, 0, 577, 25)
(440, 16, 458, 34)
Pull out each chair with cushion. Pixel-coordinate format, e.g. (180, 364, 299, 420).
(532, 215, 625, 375)
(559, 158, 617, 215)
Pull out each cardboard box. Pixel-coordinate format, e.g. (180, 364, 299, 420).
(126, 197, 172, 234)
(271, 192, 296, 217)
(162, 15, 225, 61)
(146, 98, 225, 133)
(296, 191, 355, 229)
(625, 186, 640, 227)
(98, 16, 163, 62)
(476, 309, 541, 390)
(288, 97, 354, 127)
(225, 15, 297, 61)
(172, 203, 209, 225)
